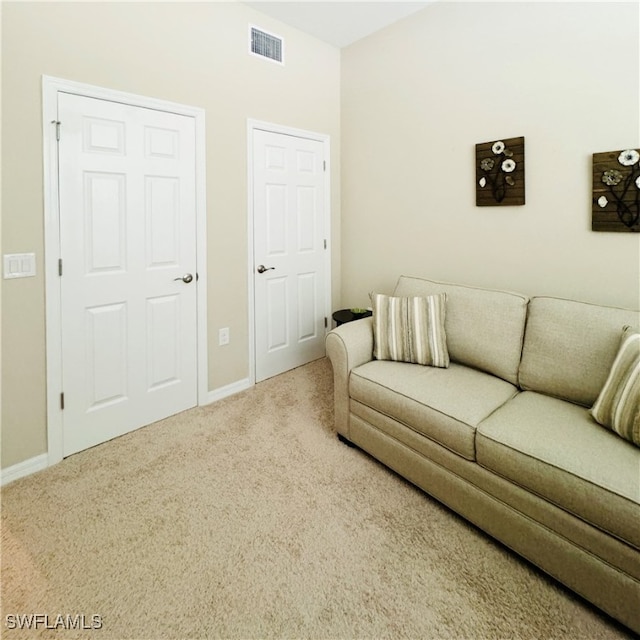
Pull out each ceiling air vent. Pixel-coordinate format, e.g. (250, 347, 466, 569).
(250, 26, 284, 64)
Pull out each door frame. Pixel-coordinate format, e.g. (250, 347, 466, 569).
(43, 76, 208, 466)
(246, 119, 331, 385)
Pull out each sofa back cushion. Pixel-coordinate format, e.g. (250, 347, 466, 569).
(519, 297, 640, 407)
(393, 276, 529, 384)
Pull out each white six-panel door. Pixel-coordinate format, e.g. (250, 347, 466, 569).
(253, 129, 327, 382)
(58, 93, 198, 456)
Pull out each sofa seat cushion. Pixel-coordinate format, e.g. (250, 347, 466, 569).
(477, 391, 640, 549)
(350, 361, 518, 461)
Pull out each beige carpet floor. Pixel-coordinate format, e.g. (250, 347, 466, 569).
(0, 358, 634, 640)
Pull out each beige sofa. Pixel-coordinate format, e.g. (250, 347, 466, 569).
(326, 275, 640, 633)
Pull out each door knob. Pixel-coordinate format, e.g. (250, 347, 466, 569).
(257, 265, 275, 274)
(174, 273, 194, 283)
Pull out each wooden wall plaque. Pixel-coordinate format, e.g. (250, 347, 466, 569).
(592, 148, 640, 232)
(476, 136, 525, 206)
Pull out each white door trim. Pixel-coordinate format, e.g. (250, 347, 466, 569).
(43, 75, 208, 466)
(247, 119, 331, 385)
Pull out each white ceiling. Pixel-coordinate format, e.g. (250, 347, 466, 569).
(244, 2, 433, 48)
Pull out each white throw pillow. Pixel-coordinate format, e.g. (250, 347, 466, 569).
(370, 293, 449, 368)
(590, 325, 640, 447)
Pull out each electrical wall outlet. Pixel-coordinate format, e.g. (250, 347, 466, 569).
(219, 327, 230, 346)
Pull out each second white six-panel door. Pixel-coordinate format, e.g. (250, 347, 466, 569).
(58, 92, 198, 456)
(253, 129, 327, 382)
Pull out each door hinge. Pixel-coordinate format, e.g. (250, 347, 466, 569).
(58, 258, 63, 276)
(60, 393, 65, 410)
(324, 317, 328, 329)
(323, 160, 326, 172)
(323, 239, 327, 250)
(52, 120, 61, 141)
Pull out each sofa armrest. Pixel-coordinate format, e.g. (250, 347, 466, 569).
(325, 318, 374, 438)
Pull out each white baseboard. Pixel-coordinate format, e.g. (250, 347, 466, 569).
(1, 453, 49, 487)
(205, 377, 252, 405)
(1, 381, 252, 486)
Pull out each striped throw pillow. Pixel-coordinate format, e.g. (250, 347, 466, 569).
(370, 293, 449, 368)
(590, 325, 640, 446)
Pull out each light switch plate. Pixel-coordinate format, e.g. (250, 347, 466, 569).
(4, 253, 36, 279)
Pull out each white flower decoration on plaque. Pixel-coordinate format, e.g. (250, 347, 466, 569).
(479, 177, 487, 187)
(602, 169, 623, 186)
(618, 149, 640, 167)
(492, 141, 505, 155)
(502, 159, 516, 173)
(598, 196, 608, 208)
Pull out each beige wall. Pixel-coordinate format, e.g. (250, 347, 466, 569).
(1, 2, 341, 469)
(341, 2, 640, 309)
